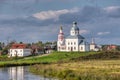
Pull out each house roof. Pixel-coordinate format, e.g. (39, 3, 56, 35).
(10, 44, 28, 49)
(66, 35, 85, 39)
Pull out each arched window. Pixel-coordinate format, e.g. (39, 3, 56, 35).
(74, 42, 76, 45)
(74, 47, 76, 50)
(81, 47, 83, 50)
(68, 42, 70, 45)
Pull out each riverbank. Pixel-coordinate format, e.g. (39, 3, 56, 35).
(30, 60, 120, 80)
(0, 51, 98, 67)
(30, 51, 120, 80)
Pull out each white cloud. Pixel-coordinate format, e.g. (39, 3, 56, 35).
(97, 32, 110, 35)
(33, 8, 79, 21)
(104, 6, 120, 13)
(79, 30, 89, 34)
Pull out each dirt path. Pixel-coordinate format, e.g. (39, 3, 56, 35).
(24, 53, 51, 59)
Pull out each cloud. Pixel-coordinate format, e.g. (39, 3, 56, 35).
(104, 6, 120, 12)
(33, 8, 79, 21)
(0, 5, 120, 44)
(97, 32, 110, 36)
(79, 30, 89, 34)
(104, 6, 120, 18)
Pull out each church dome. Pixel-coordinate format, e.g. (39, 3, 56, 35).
(71, 22, 79, 31)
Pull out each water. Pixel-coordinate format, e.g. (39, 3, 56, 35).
(0, 66, 55, 80)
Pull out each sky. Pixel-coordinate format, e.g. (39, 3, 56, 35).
(0, 0, 120, 44)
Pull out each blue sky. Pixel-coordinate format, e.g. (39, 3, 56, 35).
(0, 0, 120, 44)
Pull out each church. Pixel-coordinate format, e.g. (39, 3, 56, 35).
(57, 22, 90, 52)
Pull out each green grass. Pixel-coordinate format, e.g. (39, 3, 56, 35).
(0, 51, 99, 67)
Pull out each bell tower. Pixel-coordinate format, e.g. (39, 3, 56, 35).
(58, 26, 64, 42)
(57, 26, 65, 51)
(70, 22, 79, 36)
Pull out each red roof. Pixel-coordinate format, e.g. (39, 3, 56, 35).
(10, 44, 27, 49)
(107, 45, 117, 50)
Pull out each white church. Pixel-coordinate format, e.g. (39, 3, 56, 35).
(57, 22, 98, 52)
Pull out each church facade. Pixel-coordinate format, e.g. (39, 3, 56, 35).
(57, 22, 90, 52)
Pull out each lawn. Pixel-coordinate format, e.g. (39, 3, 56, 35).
(0, 51, 99, 67)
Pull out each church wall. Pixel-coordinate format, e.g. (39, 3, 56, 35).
(90, 44, 95, 51)
(57, 41, 66, 51)
(65, 39, 79, 52)
(79, 45, 86, 52)
(85, 43, 90, 51)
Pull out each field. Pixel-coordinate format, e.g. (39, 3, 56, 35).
(30, 60, 120, 80)
(30, 51, 120, 80)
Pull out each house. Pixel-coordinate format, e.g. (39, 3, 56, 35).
(31, 45, 44, 55)
(106, 45, 117, 51)
(57, 22, 90, 52)
(8, 43, 31, 57)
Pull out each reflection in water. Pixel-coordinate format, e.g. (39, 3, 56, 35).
(0, 66, 56, 80)
(9, 66, 24, 80)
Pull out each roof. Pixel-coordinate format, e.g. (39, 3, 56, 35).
(79, 40, 89, 45)
(10, 44, 28, 49)
(71, 26, 79, 31)
(66, 35, 85, 39)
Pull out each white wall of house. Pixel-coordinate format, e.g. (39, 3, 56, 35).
(9, 49, 31, 57)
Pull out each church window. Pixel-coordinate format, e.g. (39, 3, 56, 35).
(71, 47, 73, 51)
(74, 42, 76, 45)
(68, 42, 70, 45)
(81, 47, 83, 50)
(68, 47, 70, 50)
(74, 47, 76, 50)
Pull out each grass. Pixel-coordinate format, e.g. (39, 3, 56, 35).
(29, 51, 120, 80)
(30, 60, 120, 80)
(0, 51, 98, 67)
(1, 51, 120, 80)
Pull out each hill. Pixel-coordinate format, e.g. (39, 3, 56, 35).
(71, 51, 120, 61)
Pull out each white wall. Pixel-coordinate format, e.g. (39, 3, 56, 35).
(23, 49, 31, 56)
(79, 45, 86, 52)
(9, 49, 31, 57)
(90, 44, 95, 51)
(65, 39, 78, 51)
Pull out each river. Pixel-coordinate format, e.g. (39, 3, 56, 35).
(0, 66, 56, 80)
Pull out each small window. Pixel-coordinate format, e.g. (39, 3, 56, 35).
(74, 47, 76, 50)
(68, 42, 70, 45)
(81, 47, 83, 50)
(68, 47, 70, 50)
(74, 42, 76, 45)
(71, 42, 72, 45)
